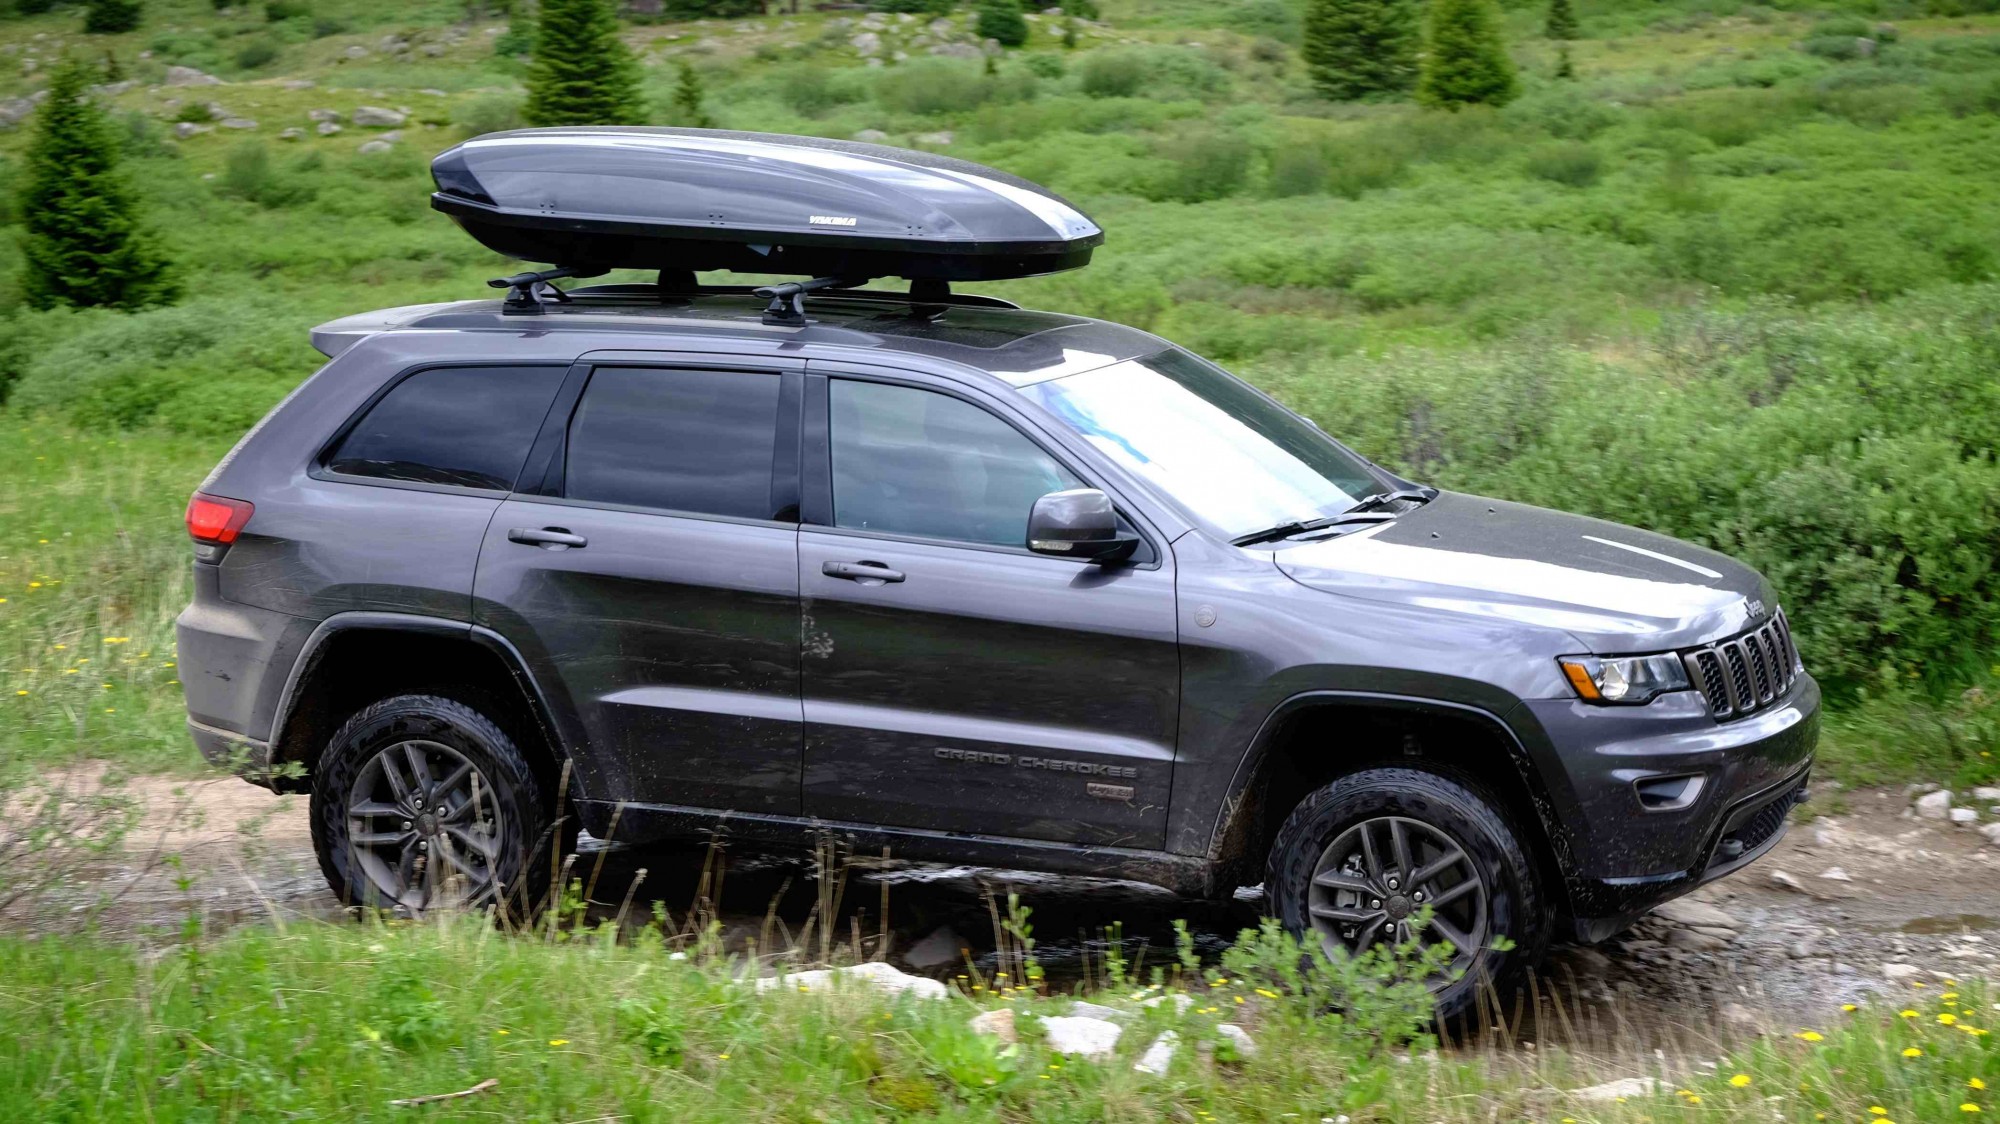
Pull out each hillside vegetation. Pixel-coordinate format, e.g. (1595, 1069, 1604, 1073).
(0, 0, 1996, 782)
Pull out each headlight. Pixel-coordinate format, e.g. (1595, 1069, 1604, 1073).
(1558, 654, 1690, 705)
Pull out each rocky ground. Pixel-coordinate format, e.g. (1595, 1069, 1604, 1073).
(12, 773, 1998, 1049)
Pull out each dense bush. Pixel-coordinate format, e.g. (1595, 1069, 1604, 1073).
(1251, 289, 2000, 691)
(1523, 139, 1602, 186)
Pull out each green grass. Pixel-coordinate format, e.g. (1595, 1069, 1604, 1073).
(0, 0, 1994, 784)
(0, 913, 1991, 1121)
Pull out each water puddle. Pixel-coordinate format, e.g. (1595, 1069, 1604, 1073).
(1900, 913, 1998, 934)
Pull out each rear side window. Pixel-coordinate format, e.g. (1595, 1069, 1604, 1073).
(563, 367, 784, 520)
(328, 365, 563, 491)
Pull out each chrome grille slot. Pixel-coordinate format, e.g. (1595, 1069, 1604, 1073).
(1680, 609, 1802, 722)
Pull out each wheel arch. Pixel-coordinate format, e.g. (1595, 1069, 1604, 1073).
(1205, 691, 1575, 915)
(267, 612, 572, 795)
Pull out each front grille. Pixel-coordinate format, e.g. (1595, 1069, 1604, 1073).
(1683, 609, 1800, 721)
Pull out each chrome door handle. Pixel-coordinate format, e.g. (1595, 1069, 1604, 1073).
(508, 527, 587, 550)
(822, 560, 905, 584)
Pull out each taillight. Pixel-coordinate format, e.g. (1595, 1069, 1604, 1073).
(185, 492, 254, 545)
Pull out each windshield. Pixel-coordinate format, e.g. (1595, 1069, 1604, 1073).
(1020, 348, 1384, 540)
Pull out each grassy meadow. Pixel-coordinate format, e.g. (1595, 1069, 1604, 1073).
(0, 911, 1994, 1121)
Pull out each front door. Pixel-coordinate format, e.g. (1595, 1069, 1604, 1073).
(798, 365, 1179, 849)
(472, 358, 805, 815)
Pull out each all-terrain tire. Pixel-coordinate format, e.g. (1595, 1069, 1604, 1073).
(1265, 766, 1548, 1022)
(310, 694, 571, 919)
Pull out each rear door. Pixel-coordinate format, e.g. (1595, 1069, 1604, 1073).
(797, 362, 1180, 849)
(472, 355, 805, 814)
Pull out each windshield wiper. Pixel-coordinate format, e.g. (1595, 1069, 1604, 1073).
(1230, 487, 1437, 547)
(1231, 510, 1396, 547)
(1343, 487, 1437, 515)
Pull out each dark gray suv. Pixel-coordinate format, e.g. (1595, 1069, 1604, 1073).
(178, 284, 1817, 1016)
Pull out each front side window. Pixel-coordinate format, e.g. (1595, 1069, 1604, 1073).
(1019, 348, 1383, 539)
(328, 365, 564, 491)
(565, 367, 784, 520)
(829, 379, 1079, 547)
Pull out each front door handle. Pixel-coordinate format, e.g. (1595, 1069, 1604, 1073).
(508, 527, 588, 550)
(822, 560, 905, 585)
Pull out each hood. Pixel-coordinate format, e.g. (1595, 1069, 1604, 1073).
(1275, 491, 1774, 653)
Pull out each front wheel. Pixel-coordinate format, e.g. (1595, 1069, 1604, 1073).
(1264, 767, 1547, 1022)
(310, 694, 563, 917)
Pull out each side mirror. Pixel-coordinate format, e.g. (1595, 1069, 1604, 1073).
(1027, 488, 1139, 563)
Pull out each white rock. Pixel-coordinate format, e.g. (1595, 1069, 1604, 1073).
(754, 962, 949, 1001)
(1141, 993, 1194, 1015)
(851, 128, 888, 142)
(1769, 869, 1808, 892)
(1950, 807, 1980, 824)
(849, 31, 883, 56)
(1134, 1030, 1178, 1075)
(1215, 1023, 1257, 1058)
(1882, 962, 1922, 981)
(1650, 899, 1738, 930)
(1069, 1000, 1124, 1021)
(1040, 1015, 1122, 1058)
(969, 1006, 1016, 1042)
(352, 105, 407, 127)
(901, 925, 964, 970)
(1668, 928, 1731, 952)
(1916, 790, 1953, 819)
(1819, 866, 1853, 882)
(913, 130, 954, 147)
(357, 139, 394, 154)
(1979, 822, 2000, 846)
(1572, 1077, 1661, 1101)
(1971, 786, 2000, 802)
(281, 78, 316, 89)
(277, 126, 302, 140)
(173, 121, 212, 138)
(315, 121, 342, 135)
(307, 108, 342, 122)
(344, 45, 370, 59)
(219, 117, 257, 129)
(164, 65, 222, 86)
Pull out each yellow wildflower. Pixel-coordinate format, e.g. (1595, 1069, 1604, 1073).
(1729, 1074, 1751, 1088)
(1903, 1047, 1923, 1058)
(1796, 1030, 1824, 1042)
(1843, 1003, 1859, 1012)
(1872, 1109, 1889, 1117)
(1941, 1013, 1959, 1025)
(1972, 1079, 1988, 1091)
(1902, 1010, 1921, 1019)
(1961, 1106, 1981, 1115)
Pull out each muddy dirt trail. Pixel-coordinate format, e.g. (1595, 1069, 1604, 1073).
(19, 773, 2000, 1045)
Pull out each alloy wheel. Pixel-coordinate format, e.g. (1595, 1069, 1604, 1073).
(345, 739, 506, 911)
(1305, 815, 1489, 980)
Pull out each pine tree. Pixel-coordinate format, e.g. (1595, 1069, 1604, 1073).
(1555, 44, 1575, 79)
(1301, 0, 1418, 102)
(1417, 0, 1517, 109)
(670, 61, 715, 128)
(19, 58, 176, 310)
(83, 0, 144, 34)
(975, 0, 1028, 48)
(523, 0, 643, 127)
(1544, 0, 1578, 41)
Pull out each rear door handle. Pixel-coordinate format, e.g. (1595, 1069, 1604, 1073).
(508, 527, 588, 550)
(822, 560, 905, 584)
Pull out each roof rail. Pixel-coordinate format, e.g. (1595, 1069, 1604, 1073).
(558, 278, 1024, 312)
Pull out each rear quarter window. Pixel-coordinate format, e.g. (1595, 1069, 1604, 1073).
(327, 365, 565, 491)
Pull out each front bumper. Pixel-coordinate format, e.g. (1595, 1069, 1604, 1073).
(1514, 672, 1820, 941)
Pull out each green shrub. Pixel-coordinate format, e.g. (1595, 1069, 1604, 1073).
(1230, 0, 1300, 39)
(263, 0, 308, 19)
(453, 90, 526, 136)
(1077, 47, 1145, 97)
(1323, 135, 1409, 197)
(1523, 139, 1601, 186)
(976, 0, 1029, 48)
(779, 65, 867, 115)
(1802, 35, 1873, 61)
(233, 37, 279, 69)
(83, 0, 144, 34)
(874, 57, 1000, 115)
(1149, 127, 1253, 202)
(1076, 46, 1228, 100)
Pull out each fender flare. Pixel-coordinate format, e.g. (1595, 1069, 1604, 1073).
(267, 611, 572, 780)
(1202, 689, 1579, 884)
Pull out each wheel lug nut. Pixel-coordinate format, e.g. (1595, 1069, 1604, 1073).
(401, 821, 411, 830)
(1387, 878, 1399, 890)
(1370, 899, 1382, 909)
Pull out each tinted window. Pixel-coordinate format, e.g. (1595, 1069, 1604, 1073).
(830, 380, 1079, 547)
(565, 367, 783, 519)
(329, 365, 563, 491)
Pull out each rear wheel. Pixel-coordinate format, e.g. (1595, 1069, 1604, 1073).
(1265, 767, 1546, 1021)
(310, 694, 566, 917)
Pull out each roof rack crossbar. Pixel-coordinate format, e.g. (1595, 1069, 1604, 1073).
(753, 275, 867, 327)
(488, 265, 607, 316)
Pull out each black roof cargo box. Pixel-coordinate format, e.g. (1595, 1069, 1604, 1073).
(430, 127, 1104, 282)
